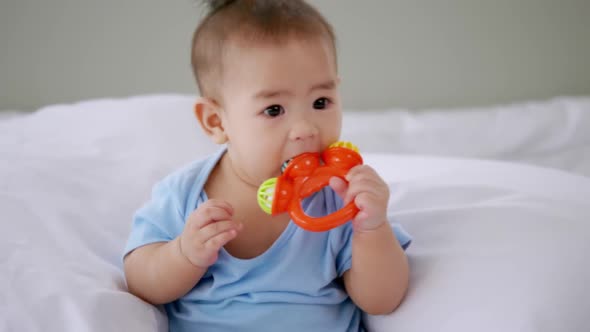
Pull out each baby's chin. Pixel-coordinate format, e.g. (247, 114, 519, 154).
(253, 167, 282, 183)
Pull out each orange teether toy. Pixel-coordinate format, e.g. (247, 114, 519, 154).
(257, 141, 363, 232)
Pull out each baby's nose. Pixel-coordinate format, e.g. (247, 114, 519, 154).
(289, 120, 318, 141)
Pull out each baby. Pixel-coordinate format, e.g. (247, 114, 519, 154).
(123, 1, 411, 331)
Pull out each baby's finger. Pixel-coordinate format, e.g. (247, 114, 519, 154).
(189, 204, 234, 229)
(205, 229, 239, 252)
(353, 191, 381, 210)
(343, 178, 384, 205)
(347, 171, 382, 188)
(205, 199, 234, 215)
(329, 176, 348, 201)
(345, 165, 378, 181)
(198, 220, 242, 243)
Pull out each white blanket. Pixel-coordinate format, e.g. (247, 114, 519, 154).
(1, 95, 589, 331)
(365, 155, 590, 331)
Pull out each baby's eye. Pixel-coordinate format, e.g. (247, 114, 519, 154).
(263, 105, 285, 117)
(313, 97, 331, 110)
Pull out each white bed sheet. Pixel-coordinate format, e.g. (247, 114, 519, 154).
(1, 95, 589, 331)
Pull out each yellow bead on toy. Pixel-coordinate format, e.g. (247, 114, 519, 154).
(257, 177, 277, 214)
(328, 141, 359, 153)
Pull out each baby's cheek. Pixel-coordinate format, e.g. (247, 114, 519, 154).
(324, 128, 341, 146)
(252, 161, 281, 183)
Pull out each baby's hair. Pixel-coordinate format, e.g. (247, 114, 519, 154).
(201, 0, 236, 12)
(191, 0, 336, 100)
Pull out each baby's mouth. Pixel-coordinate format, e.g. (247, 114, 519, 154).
(281, 149, 324, 173)
(280, 158, 293, 173)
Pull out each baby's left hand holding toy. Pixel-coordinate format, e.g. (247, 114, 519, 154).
(328, 164, 390, 232)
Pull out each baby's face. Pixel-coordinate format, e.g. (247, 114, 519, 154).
(218, 37, 342, 186)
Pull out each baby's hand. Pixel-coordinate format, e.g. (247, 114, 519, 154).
(329, 165, 390, 232)
(179, 199, 243, 268)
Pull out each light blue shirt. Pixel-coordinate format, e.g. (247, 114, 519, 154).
(124, 148, 412, 332)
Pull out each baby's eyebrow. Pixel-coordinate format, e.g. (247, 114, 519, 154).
(254, 79, 337, 100)
(254, 89, 292, 99)
(309, 80, 336, 93)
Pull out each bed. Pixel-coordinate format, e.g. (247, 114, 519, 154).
(1, 95, 590, 331)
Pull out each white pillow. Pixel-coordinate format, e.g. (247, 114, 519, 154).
(342, 96, 590, 177)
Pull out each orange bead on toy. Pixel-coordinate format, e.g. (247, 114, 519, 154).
(257, 141, 363, 232)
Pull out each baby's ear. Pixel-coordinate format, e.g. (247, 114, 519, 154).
(194, 97, 228, 144)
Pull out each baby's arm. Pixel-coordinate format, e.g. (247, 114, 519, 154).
(343, 223, 409, 315)
(124, 199, 242, 305)
(330, 166, 409, 315)
(124, 239, 207, 304)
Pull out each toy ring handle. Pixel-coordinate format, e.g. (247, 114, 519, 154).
(289, 169, 358, 232)
(290, 199, 359, 232)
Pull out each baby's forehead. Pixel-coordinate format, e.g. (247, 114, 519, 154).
(226, 40, 334, 76)
(222, 36, 336, 71)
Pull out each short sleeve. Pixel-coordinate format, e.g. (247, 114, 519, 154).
(335, 222, 354, 277)
(390, 219, 412, 250)
(123, 180, 186, 259)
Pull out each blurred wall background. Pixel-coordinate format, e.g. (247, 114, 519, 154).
(1, 0, 589, 111)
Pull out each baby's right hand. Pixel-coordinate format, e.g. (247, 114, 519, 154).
(179, 199, 242, 268)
